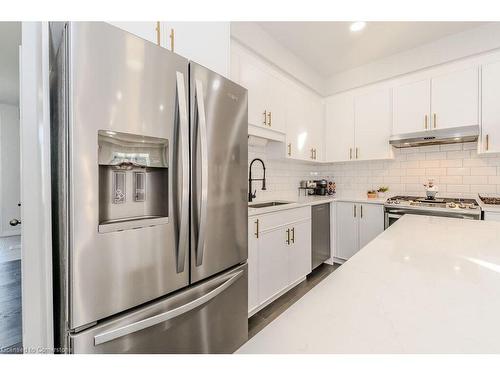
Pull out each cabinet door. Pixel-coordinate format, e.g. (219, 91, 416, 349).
(248, 218, 260, 314)
(107, 22, 162, 46)
(286, 86, 311, 160)
(239, 57, 270, 129)
(163, 22, 230, 77)
(335, 202, 359, 260)
(358, 204, 384, 249)
(258, 226, 289, 305)
(288, 220, 312, 284)
(325, 93, 355, 162)
(266, 75, 286, 133)
(354, 88, 393, 161)
(481, 61, 500, 153)
(308, 95, 325, 161)
(393, 79, 431, 134)
(431, 67, 479, 129)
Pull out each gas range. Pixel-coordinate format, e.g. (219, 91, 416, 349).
(384, 195, 481, 229)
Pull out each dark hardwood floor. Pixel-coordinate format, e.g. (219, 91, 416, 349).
(0, 260, 22, 354)
(248, 263, 339, 339)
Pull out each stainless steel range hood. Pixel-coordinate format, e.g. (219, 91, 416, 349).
(389, 125, 479, 148)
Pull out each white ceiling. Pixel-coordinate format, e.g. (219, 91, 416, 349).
(256, 22, 488, 77)
(0, 22, 21, 105)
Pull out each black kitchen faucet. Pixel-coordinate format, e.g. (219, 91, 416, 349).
(248, 158, 266, 202)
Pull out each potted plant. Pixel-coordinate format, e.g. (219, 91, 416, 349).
(367, 189, 378, 199)
(377, 186, 389, 198)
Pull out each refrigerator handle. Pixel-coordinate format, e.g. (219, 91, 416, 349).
(176, 71, 189, 273)
(93, 269, 244, 346)
(195, 79, 208, 267)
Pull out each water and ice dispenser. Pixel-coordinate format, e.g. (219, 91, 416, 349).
(98, 130, 169, 233)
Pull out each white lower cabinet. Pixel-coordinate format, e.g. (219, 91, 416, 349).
(248, 207, 312, 316)
(335, 202, 384, 260)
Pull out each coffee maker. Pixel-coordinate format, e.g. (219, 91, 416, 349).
(313, 179, 328, 196)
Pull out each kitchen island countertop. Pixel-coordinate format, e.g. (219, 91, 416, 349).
(237, 215, 500, 353)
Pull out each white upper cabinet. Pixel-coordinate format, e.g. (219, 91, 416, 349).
(285, 86, 309, 160)
(393, 79, 431, 134)
(285, 85, 323, 161)
(354, 88, 393, 161)
(325, 93, 355, 162)
(108, 22, 162, 46)
(481, 60, 500, 153)
(308, 95, 325, 161)
(430, 67, 479, 129)
(108, 22, 230, 77)
(163, 22, 230, 77)
(235, 50, 286, 133)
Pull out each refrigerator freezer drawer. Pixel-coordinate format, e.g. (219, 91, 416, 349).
(69, 263, 248, 354)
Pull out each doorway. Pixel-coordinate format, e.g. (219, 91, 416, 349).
(0, 21, 22, 353)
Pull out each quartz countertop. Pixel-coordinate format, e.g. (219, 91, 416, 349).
(248, 195, 385, 217)
(237, 215, 500, 353)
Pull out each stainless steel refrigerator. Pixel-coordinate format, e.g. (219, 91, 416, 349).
(50, 22, 248, 354)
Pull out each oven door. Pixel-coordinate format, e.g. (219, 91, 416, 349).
(385, 211, 403, 229)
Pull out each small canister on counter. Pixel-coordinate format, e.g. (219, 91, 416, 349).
(327, 181, 336, 195)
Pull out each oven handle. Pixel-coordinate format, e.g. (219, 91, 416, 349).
(387, 213, 404, 219)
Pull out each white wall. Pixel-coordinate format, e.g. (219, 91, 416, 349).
(0, 103, 20, 237)
(231, 22, 324, 95)
(21, 21, 53, 352)
(324, 23, 500, 95)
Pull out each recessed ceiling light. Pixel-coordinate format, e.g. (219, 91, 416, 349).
(350, 21, 366, 32)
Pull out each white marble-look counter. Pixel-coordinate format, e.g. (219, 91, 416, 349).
(237, 215, 500, 353)
(248, 195, 385, 217)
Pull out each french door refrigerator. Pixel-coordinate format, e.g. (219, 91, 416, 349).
(50, 22, 248, 354)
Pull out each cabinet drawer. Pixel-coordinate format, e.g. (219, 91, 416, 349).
(257, 206, 311, 232)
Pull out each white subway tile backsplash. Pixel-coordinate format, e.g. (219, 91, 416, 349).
(250, 142, 500, 200)
(447, 167, 471, 176)
(470, 167, 497, 176)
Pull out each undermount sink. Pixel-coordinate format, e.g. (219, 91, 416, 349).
(248, 201, 292, 209)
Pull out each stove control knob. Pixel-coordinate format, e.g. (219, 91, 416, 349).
(448, 202, 457, 208)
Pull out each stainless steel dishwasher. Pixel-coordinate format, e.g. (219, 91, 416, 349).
(311, 203, 331, 270)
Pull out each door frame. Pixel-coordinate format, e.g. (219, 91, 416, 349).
(20, 21, 54, 353)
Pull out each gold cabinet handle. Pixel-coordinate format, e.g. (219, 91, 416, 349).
(169, 28, 175, 52)
(267, 111, 272, 126)
(286, 228, 290, 245)
(353, 204, 356, 218)
(254, 219, 259, 238)
(424, 114, 428, 129)
(291, 227, 295, 244)
(156, 22, 161, 45)
(349, 148, 352, 160)
(356, 147, 359, 159)
(486, 134, 490, 151)
(262, 110, 267, 125)
(360, 205, 363, 219)
(433, 113, 437, 128)
(287, 143, 292, 156)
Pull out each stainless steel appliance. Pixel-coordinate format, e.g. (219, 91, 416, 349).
(50, 22, 248, 354)
(311, 203, 331, 270)
(384, 196, 481, 229)
(389, 125, 479, 148)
